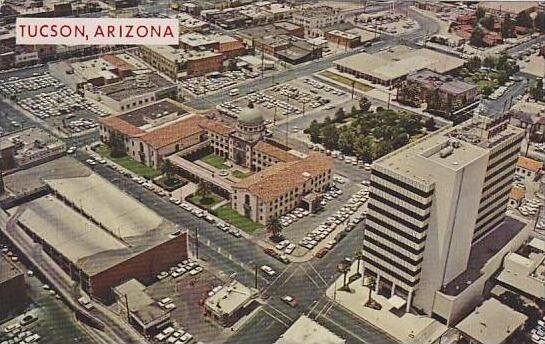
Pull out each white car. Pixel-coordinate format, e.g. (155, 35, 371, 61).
(189, 266, 203, 275)
(261, 265, 276, 276)
(158, 297, 173, 307)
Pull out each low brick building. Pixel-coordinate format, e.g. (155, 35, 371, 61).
(397, 69, 478, 117)
(0, 255, 27, 318)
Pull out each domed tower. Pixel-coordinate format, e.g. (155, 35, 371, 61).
(236, 102, 265, 143)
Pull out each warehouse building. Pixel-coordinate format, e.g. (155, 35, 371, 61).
(15, 173, 187, 302)
(334, 45, 466, 87)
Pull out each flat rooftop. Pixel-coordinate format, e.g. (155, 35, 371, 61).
(441, 216, 526, 296)
(71, 58, 117, 81)
(274, 315, 345, 344)
(98, 72, 174, 101)
(334, 45, 465, 81)
(15, 173, 181, 276)
(179, 32, 217, 47)
(1, 127, 64, 160)
(479, 1, 538, 14)
(407, 69, 477, 95)
(456, 298, 527, 344)
(116, 99, 186, 128)
(0, 254, 22, 284)
(45, 174, 163, 238)
(3, 156, 90, 195)
(205, 280, 256, 316)
(374, 116, 523, 184)
(17, 196, 127, 264)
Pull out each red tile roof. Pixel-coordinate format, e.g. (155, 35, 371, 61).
(141, 115, 205, 149)
(517, 156, 543, 173)
(254, 141, 300, 163)
(199, 120, 234, 136)
(233, 153, 333, 202)
(99, 116, 145, 137)
(509, 186, 526, 201)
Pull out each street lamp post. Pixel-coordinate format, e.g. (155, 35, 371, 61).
(194, 222, 200, 259)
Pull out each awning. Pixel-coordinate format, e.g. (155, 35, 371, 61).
(388, 295, 406, 309)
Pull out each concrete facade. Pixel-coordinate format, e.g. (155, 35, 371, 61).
(363, 113, 524, 319)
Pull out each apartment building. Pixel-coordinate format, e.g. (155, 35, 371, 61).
(364, 113, 524, 318)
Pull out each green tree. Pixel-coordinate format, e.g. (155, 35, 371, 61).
(365, 276, 376, 307)
(354, 249, 364, 276)
(535, 12, 545, 32)
(109, 133, 126, 158)
(517, 11, 533, 28)
(482, 55, 496, 69)
(196, 179, 210, 201)
(467, 56, 482, 72)
(375, 140, 393, 158)
(321, 124, 339, 150)
(338, 128, 356, 155)
(350, 105, 358, 116)
(266, 217, 282, 239)
(358, 96, 372, 112)
(475, 7, 486, 21)
(337, 261, 351, 290)
(470, 26, 485, 47)
(392, 133, 410, 149)
(481, 84, 494, 96)
(161, 159, 176, 182)
(334, 107, 346, 122)
(530, 78, 544, 101)
(496, 70, 508, 85)
(306, 120, 322, 143)
(479, 15, 494, 31)
(353, 137, 374, 163)
(425, 117, 436, 132)
(501, 14, 515, 38)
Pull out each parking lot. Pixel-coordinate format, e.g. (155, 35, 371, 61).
(181, 70, 260, 96)
(0, 243, 95, 344)
(145, 261, 227, 344)
(268, 170, 368, 259)
(357, 12, 417, 35)
(0, 73, 107, 138)
(216, 77, 350, 125)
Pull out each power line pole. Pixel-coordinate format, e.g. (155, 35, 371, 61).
(194, 224, 199, 259)
(254, 264, 258, 289)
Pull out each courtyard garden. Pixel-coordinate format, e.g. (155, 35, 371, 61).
(212, 205, 262, 234)
(94, 144, 159, 179)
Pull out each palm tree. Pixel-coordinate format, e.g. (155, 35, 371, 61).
(196, 179, 210, 201)
(354, 249, 364, 277)
(266, 217, 282, 239)
(161, 160, 175, 183)
(337, 261, 351, 291)
(365, 276, 377, 307)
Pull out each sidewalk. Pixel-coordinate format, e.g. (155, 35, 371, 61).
(325, 262, 446, 344)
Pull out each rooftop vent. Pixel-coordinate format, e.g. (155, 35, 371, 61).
(439, 146, 454, 158)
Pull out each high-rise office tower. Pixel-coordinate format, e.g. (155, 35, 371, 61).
(363, 113, 524, 317)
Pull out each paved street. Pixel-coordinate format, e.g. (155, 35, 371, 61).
(0, 5, 446, 344)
